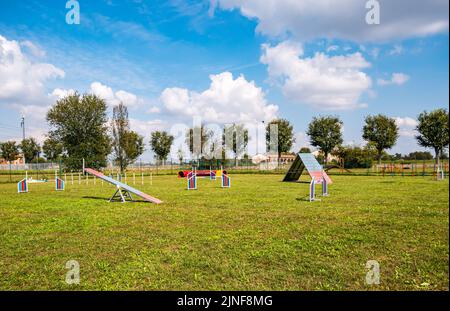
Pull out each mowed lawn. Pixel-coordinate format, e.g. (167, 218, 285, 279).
(0, 174, 448, 290)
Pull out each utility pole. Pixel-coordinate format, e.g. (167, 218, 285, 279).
(20, 115, 25, 141)
(20, 115, 25, 166)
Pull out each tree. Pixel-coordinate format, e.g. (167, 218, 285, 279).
(224, 124, 249, 165)
(111, 103, 145, 174)
(185, 125, 212, 160)
(265, 118, 295, 161)
(19, 138, 41, 163)
(307, 116, 343, 164)
(404, 151, 434, 161)
(43, 137, 64, 162)
(332, 145, 374, 169)
(362, 114, 399, 164)
(415, 108, 449, 165)
(0, 141, 19, 181)
(150, 131, 174, 164)
(299, 147, 311, 153)
(46, 93, 111, 170)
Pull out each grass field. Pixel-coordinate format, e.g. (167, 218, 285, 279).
(0, 174, 448, 290)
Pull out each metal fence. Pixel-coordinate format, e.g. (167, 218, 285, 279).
(1, 157, 448, 184)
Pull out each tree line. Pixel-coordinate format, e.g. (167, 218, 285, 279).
(1, 92, 448, 172)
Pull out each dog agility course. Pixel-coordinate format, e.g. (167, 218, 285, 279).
(0, 170, 448, 290)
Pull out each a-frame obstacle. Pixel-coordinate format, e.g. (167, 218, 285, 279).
(283, 153, 332, 184)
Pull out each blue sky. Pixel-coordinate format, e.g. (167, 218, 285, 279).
(0, 0, 448, 160)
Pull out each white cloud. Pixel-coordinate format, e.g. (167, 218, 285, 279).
(50, 88, 76, 99)
(20, 40, 46, 58)
(129, 118, 167, 137)
(215, 0, 449, 42)
(378, 73, 410, 86)
(292, 131, 313, 152)
(161, 71, 278, 123)
(147, 106, 161, 114)
(389, 44, 404, 56)
(369, 47, 380, 59)
(326, 45, 339, 52)
(260, 41, 372, 110)
(395, 117, 418, 137)
(88, 81, 141, 107)
(0, 35, 65, 105)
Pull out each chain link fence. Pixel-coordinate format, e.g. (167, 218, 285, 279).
(1, 157, 449, 183)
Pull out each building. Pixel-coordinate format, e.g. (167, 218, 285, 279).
(266, 153, 297, 164)
(0, 154, 25, 165)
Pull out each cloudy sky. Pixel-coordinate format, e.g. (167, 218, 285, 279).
(0, 0, 448, 160)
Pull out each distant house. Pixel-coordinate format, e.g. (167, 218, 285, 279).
(0, 154, 25, 165)
(266, 153, 297, 164)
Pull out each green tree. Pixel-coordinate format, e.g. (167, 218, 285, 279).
(362, 114, 399, 164)
(46, 93, 111, 170)
(42, 137, 64, 162)
(307, 116, 343, 164)
(415, 108, 449, 165)
(224, 124, 249, 165)
(185, 125, 212, 160)
(111, 103, 145, 174)
(332, 145, 374, 169)
(19, 138, 41, 163)
(404, 151, 434, 161)
(299, 147, 311, 153)
(150, 131, 174, 164)
(265, 118, 295, 161)
(0, 141, 19, 181)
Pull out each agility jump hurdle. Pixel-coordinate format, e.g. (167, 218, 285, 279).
(309, 174, 329, 202)
(222, 173, 231, 188)
(56, 177, 65, 191)
(17, 176, 65, 193)
(17, 179, 28, 193)
(187, 170, 197, 190)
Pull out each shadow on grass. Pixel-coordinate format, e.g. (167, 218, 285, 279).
(295, 197, 316, 202)
(82, 196, 149, 203)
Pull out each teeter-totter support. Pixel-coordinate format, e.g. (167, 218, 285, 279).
(109, 185, 134, 203)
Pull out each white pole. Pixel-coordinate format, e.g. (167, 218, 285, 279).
(133, 173, 136, 185)
(150, 173, 153, 186)
(141, 172, 144, 185)
(71, 173, 74, 185)
(78, 173, 81, 185)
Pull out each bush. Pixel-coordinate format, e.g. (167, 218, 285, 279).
(333, 146, 374, 169)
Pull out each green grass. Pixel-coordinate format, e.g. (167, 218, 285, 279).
(0, 174, 448, 290)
